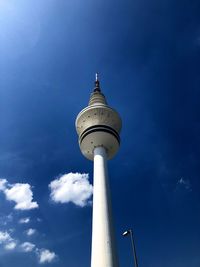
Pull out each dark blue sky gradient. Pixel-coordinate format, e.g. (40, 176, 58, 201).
(0, 0, 200, 266)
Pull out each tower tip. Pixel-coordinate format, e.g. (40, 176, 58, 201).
(94, 72, 100, 92)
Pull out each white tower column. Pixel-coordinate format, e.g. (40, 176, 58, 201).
(91, 146, 119, 267)
(76, 75, 122, 266)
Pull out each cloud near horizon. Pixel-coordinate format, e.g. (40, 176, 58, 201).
(0, 179, 38, 210)
(4, 241, 17, 250)
(20, 242, 36, 252)
(0, 230, 57, 264)
(19, 217, 30, 224)
(49, 172, 93, 207)
(0, 231, 17, 251)
(26, 228, 36, 236)
(36, 248, 57, 264)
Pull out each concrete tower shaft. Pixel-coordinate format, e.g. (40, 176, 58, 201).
(75, 75, 121, 267)
(91, 146, 119, 267)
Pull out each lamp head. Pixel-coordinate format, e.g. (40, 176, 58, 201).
(122, 230, 131, 237)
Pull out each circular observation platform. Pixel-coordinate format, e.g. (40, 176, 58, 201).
(75, 105, 121, 160)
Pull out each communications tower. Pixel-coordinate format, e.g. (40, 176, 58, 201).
(75, 74, 122, 267)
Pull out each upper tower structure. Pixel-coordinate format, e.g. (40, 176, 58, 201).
(75, 75, 122, 267)
(75, 74, 122, 160)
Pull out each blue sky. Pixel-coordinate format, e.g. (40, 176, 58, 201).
(0, 0, 200, 266)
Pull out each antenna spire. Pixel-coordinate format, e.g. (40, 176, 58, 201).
(94, 72, 100, 92)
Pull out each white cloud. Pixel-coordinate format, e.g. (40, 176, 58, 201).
(4, 241, 17, 250)
(6, 213, 13, 221)
(19, 217, 30, 224)
(26, 228, 36, 236)
(5, 183, 38, 210)
(0, 179, 38, 210)
(21, 243, 57, 264)
(37, 249, 57, 264)
(177, 178, 192, 191)
(0, 178, 7, 190)
(20, 242, 35, 252)
(0, 231, 11, 243)
(0, 230, 57, 263)
(49, 173, 93, 207)
(0, 213, 13, 226)
(0, 231, 17, 251)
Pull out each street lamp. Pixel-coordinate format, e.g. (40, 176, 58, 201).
(122, 229, 139, 267)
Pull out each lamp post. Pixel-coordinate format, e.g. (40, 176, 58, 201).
(122, 229, 138, 267)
